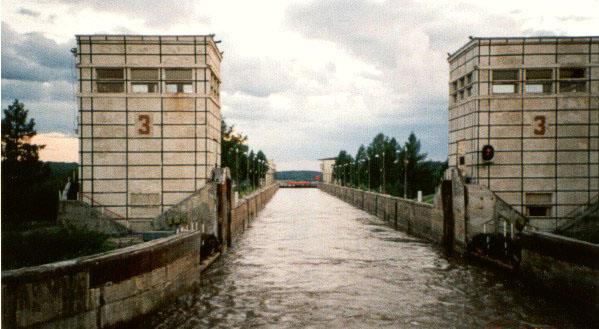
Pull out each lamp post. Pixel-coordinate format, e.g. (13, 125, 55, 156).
(374, 154, 379, 192)
(403, 159, 409, 199)
(332, 164, 336, 185)
(381, 151, 386, 194)
(374, 153, 384, 193)
(366, 157, 371, 191)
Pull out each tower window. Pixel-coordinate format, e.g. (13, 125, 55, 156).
(95, 68, 124, 93)
(559, 68, 586, 93)
(492, 70, 518, 94)
(525, 193, 552, 217)
(165, 69, 193, 94)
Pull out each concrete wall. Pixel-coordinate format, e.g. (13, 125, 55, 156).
(58, 200, 130, 236)
(1, 182, 279, 329)
(519, 231, 599, 308)
(1, 231, 202, 329)
(319, 183, 444, 243)
(230, 184, 279, 240)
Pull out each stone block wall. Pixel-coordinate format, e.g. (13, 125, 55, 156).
(1, 231, 202, 329)
(230, 184, 278, 240)
(319, 184, 443, 243)
(519, 231, 599, 308)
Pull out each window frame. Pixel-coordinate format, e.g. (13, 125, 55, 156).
(492, 69, 519, 95)
(525, 192, 552, 217)
(165, 68, 193, 94)
(95, 68, 125, 93)
(559, 67, 587, 93)
(525, 69, 553, 94)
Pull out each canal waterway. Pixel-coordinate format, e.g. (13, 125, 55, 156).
(139, 189, 594, 328)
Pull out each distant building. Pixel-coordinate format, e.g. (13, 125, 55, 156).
(319, 157, 336, 183)
(448, 36, 598, 231)
(265, 160, 276, 185)
(75, 35, 222, 231)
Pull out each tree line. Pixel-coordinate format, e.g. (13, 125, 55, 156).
(332, 132, 447, 199)
(2, 100, 60, 225)
(221, 119, 270, 194)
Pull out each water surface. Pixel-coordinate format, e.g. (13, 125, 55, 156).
(139, 189, 593, 328)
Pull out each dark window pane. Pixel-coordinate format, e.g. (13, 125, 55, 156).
(560, 81, 586, 93)
(493, 70, 518, 81)
(131, 69, 158, 80)
(526, 69, 552, 80)
(165, 69, 192, 80)
(560, 68, 585, 79)
(527, 206, 550, 217)
(96, 68, 123, 80)
(96, 82, 124, 93)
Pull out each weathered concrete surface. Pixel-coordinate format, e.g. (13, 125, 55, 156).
(1, 231, 201, 329)
(1, 182, 279, 329)
(58, 200, 130, 236)
(519, 231, 599, 309)
(231, 184, 278, 240)
(319, 184, 443, 243)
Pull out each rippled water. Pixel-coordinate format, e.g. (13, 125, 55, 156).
(138, 189, 594, 328)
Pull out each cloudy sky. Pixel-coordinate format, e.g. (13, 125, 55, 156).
(2, 0, 599, 170)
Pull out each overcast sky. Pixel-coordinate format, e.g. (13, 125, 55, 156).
(2, 0, 599, 170)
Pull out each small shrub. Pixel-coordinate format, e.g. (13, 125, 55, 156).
(165, 211, 188, 227)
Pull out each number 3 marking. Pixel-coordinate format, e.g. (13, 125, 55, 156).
(138, 114, 151, 135)
(534, 115, 546, 135)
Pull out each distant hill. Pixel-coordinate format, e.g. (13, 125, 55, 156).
(275, 170, 322, 181)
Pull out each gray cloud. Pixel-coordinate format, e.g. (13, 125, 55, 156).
(223, 55, 295, 97)
(17, 8, 41, 17)
(1, 23, 75, 82)
(1, 23, 76, 134)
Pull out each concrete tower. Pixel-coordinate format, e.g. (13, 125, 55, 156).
(447, 36, 598, 231)
(75, 35, 222, 231)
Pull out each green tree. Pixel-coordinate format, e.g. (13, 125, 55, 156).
(365, 133, 399, 193)
(256, 150, 268, 185)
(221, 119, 249, 191)
(354, 145, 368, 189)
(1, 100, 56, 225)
(333, 150, 353, 186)
(402, 132, 427, 198)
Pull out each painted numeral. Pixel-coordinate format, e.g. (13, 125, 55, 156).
(137, 114, 152, 135)
(533, 115, 546, 135)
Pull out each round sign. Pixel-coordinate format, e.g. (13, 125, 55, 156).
(482, 144, 494, 161)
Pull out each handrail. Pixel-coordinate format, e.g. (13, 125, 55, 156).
(79, 192, 126, 219)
